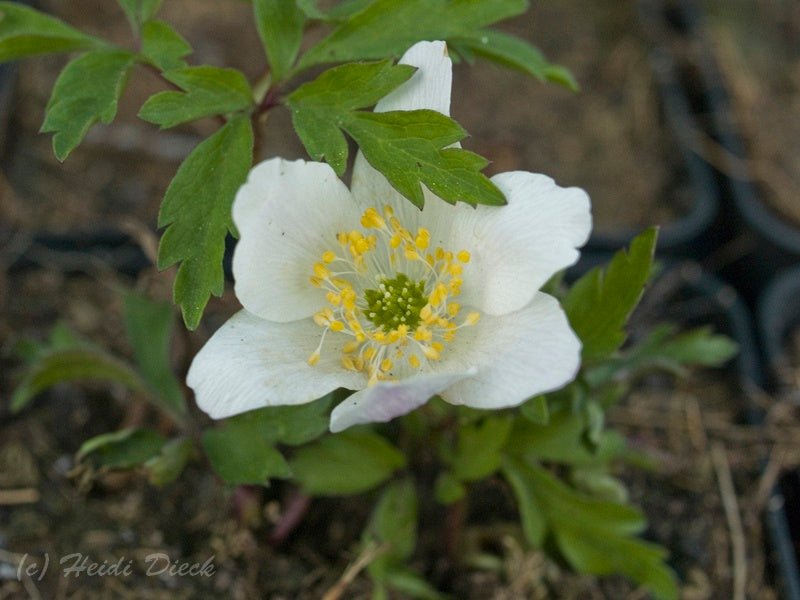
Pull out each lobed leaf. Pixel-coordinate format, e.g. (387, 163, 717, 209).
(253, 0, 305, 82)
(140, 19, 191, 70)
(501, 458, 677, 600)
(0, 2, 102, 62)
(117, 0, 162, 33)
(157, 116, 253, 329)
(288, 60, 504, 207)
(450, 29, 578, 91)
(139, 66, 253, 129)
(289, 429, 405, 496)
(122, 291, 186, 420)
(220, 393, 335, 447)
(451, 415, 513, 481)
(297, 0, 373, 22)
(297, 0, 527, 69)
(344, 110, 506, 208)
(202, 426, 291, 485)
(563, 228, 658, 360)
(42, 49, 136, 161)
(506, 408, 626, 467)
(287, 59, 416, 174)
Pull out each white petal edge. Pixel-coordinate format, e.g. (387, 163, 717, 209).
(444, 171, 592, 316)
(188, 311, 365, 419)
(232, 158, 360, 322)
(329, 369, 476, 433)
(375, 40, 452, 115)
(439, 292, 582, 409)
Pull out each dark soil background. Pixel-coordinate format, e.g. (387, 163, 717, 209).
(0, 1, 797, 598)
(702, 0, 800, 228)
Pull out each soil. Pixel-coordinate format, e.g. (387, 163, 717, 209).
(0, 1, 795, 599)
(702, 0, 800, 228)
(452, 0, 694, 237)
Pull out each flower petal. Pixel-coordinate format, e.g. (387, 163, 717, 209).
(232, 158, 360, 322)
(439, 292, 581, 409)
(375, 40, 452, 115)
(446, 171, 592, 315)
(188, 311, 365, 419)
(329, 369, 475, 433)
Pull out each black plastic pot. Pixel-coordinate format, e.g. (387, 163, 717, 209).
(650, 262, 800, 600)
(585, 2, 719, 258)
(663, 0, 800, 302)
(758, 266, 800, 600)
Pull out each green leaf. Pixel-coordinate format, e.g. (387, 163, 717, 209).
(652, 326, 738, 367)
(385, 567, 448, 600)
(14, 322, 86, 364)
(297, 0, 373, 21)
(571, 465, 629, 504)
(434, 471, 466, 504)
(520, 395, 549, 425)
(501, 457, 546, 547)
(506, 408, 626, 467)
(297, 0, 527, 69)
(139, 66, 253, 129)
(122, 291, 186, 419)
(157, 116, 253, 329)
(202, 427, 290, 485)
(145, 437, 194, 485)
(555, 528, 677, 600)
(41, 49, 136, 161)
(221, 393, 335, 447)
(365, 478, 418, 581)
(450, 29, 578, 91)
(140, 20, 191, 70)
(344, 110, 506, 208)
(117, 0, 162, 32)
(287, 59, 416, 175)
(287, 59, 504, 207)
(290, 429, 406, 495)
(11, 348, 147, 413)
(501, 458, 677, 600)
(585, 324, 738, 389)
(253, 0, 304, 82)
(451, 415, 512, 481)
(79, 428, 166, 469)
(563, 228, 658, 360)
(0, 2, 102, 62)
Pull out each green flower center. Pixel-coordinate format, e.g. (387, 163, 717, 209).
(363, 273, 427, 331)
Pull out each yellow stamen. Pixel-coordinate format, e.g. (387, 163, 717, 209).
(465, 312, 481, 326)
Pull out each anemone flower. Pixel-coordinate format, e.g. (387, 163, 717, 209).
(188, 40, 592, 432)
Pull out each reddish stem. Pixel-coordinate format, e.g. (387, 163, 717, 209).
(268, 488, 312, 546)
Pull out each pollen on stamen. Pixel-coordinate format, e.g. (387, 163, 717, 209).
(308, 205, 479, 378)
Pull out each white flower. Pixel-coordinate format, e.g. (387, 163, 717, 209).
(187, 41, 592, 433)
